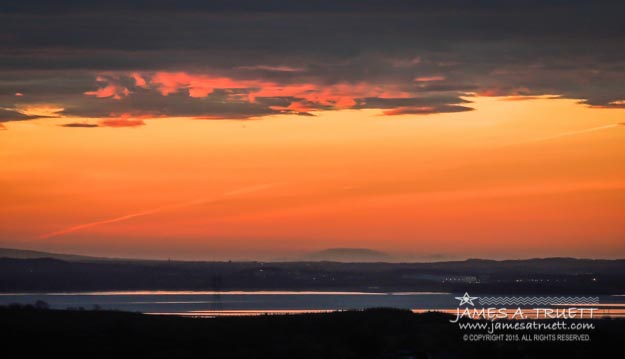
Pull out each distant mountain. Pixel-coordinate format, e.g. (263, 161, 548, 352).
(0, 247, 109, 262)
(299, 248, 393, 262)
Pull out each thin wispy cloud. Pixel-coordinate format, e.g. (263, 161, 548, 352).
(508, 124, 622, 147)
(39, 183, 279, 239)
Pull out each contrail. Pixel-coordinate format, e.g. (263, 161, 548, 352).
(39, 183, 278, 239)
(512, 123, 620, 146)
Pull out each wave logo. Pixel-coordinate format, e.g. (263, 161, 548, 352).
(478, 296, 599, 306)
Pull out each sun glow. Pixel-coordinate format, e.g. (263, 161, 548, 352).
(1, 97, 624, 260)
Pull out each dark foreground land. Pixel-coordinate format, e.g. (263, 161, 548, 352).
(1, 306, 622, 359)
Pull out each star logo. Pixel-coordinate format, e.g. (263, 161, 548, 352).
(455, 292, 478, 306)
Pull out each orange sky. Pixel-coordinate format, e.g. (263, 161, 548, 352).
(1, 96, 624, 260)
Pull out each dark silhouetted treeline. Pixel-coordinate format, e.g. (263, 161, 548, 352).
(1, 306, 623, 358)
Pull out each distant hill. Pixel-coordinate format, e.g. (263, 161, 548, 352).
(1, 255, 625, 293)
(1, 247, 625, 293)
(0, 247, 109, 262)
(299, 248, 393, 262)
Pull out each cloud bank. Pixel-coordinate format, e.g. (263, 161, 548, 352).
(1, 1, 624, 125)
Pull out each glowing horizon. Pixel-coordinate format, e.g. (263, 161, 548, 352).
(2, 96, 624, 261)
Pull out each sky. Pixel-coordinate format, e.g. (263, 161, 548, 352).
(1, 1, 624, 260)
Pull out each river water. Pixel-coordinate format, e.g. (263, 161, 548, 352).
(2, 291, 624, 317)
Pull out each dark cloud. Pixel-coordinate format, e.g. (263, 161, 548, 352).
(353, 96, 472, 110)
(0, 1, 624, 125)
(59, 122, 99, 128)
(0, 1, 620, 15)
(0, 108, 42, 122)
(59, 86, 286, 119)
(381, 105, 474, 116)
